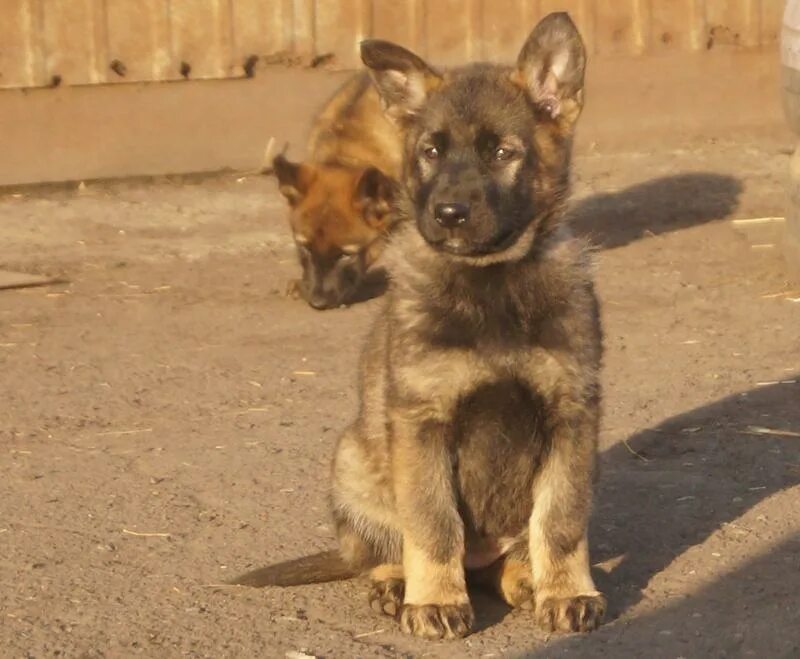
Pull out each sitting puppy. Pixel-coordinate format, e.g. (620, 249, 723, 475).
(236, 12, 605, 640)
(274, 73, 401, 309)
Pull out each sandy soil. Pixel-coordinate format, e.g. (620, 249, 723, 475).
(1, 138, 798, 658)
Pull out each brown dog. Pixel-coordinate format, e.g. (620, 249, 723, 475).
(236, 12, 605, 639)
(274, 73, 402, 309)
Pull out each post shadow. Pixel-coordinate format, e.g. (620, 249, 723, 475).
(569, 173, 743, 249)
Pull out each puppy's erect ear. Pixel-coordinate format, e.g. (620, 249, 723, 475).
(355, 167, 395, 229)
(513, 12, 586, 123)
(273, 154, 315, 206)
(360, 40, 442, 123)
(356, 167, 392, 203)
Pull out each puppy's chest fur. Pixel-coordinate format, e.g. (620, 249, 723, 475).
(453, 377, 547, 546)
(389, 242, 587, 406)
(386, 240, 594, 543)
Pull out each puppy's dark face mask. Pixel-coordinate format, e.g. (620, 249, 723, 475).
(361, 13, 586, 264)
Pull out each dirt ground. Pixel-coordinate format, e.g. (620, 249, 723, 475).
(1, 136, 799, 658)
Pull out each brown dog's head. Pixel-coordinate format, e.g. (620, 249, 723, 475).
(361, 12, 586, 266)
(274, 155, 395, 309)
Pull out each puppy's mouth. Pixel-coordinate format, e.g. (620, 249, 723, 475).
(426, 227, 522, 256)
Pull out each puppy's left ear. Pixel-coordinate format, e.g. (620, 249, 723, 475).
(513, 12, 586, 124)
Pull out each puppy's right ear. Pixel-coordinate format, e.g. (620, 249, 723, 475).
(273, 154, 315, 206)
(360, 40, 441, 123)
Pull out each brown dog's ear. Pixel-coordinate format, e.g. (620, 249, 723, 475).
(513, 12, 586, 124)
(360, 40, 442, 123)
(273, 154, 315, 206)
(355, 167, 395, 229)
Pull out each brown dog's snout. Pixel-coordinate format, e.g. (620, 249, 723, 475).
(434, 202, 470, 228)
(307, 293, 332, 310)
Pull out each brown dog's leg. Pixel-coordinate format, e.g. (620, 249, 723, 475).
(392, 415, 474, 640)
(529, 409, 605, 633)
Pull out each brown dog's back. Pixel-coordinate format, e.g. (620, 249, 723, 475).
(308, 73, 401, 177)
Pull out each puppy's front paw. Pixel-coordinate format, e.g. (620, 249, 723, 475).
(496, 559, 534, 610)
(536, 593, 606, 633)
(502, 574, 534, 610)
(399, 602, 474, 640)
(368, 578, 404, 618)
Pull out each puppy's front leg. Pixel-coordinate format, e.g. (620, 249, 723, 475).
(391, 411, 474, 640)
(530, 404, 606, 632)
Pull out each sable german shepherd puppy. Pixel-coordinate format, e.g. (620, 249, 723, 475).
(274, 73, 401, 309)
(235, 13, 605, 639)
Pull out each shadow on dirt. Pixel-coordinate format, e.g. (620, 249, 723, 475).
(570, 172, 743, 249)
(525, 535, 800, 657)
(507, 378, 800, 655)
(509, 378, 800, 656)
(591, 377, 800, 618)
(468, 588, 513, 634)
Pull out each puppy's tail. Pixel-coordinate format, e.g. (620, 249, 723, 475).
(229, 550, 358, 588)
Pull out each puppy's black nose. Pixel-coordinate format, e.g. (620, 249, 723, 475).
(434, 202, 470, 228)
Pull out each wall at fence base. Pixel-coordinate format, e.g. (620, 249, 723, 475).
(0, 52, 787, 188)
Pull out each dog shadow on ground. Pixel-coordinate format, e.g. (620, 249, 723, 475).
(472, 379, 799, 642)
(590, 377, 800, 618)
(570, 172, 743, 249)
(527, 534, 800, 657)
(516, 378, 800, 655)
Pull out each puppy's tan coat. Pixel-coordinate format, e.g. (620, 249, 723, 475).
(236, 12, 605, 640)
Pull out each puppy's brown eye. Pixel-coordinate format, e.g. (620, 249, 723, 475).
(423, 146, 439, 161)
(494, 146, 514, 161)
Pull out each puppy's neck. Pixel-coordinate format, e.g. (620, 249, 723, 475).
(386, 220, 588, 335)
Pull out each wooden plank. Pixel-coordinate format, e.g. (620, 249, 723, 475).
(705, 0, 759, 49)
(372, 0, 419, 52)
(42, 0, 105, 85)
(0, 0, 39, 88)
(759, 0, 784, 47)
(651, 0, 697, 53)
(480, 0, 528, 63)
(106, 0, 171, 83)
(231, 0, 286, 72)
(425, 0, 480, 65)
(465, 0, 483, 60)
(291, 0, 315, 57)
(594, 0, 646, 56)
(315, 0, 370, 67)
(169, 0, 231, 79)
